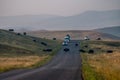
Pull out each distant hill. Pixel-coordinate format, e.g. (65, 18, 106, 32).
(0, 9, 120, 30)
(28, 30, 120, 40)
(0, 29, 59, 54)
(95, 26, 120, 37)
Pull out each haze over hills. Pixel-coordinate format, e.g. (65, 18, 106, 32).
(95, 26, 120, 37)
(0, 9, 120, 31)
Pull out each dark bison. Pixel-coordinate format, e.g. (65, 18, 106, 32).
(41, 42, 47, 46)
(17, 33, 21, 35)
(43, 49, 52, 52)
(79, 49, 86, 53)
(23, 32, 27, 35)
(9, 29, 14, 32)
(64, 48, 70, 52)
(107, 50, 113, 53)
(88, 49, 94, 54)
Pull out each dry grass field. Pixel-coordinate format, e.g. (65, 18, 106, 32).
(0, 55, 50, 73)
(28, 30, 120, 40)
(0, 29, 62, 73)
(81, 40, 120, 80)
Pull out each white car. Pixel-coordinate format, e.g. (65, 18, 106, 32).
(62, 41, 68, 46)
(64, 39, 70, 43)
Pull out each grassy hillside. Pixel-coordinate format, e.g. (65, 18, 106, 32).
(80, 40, 120, 80)
(0, 29, 61, 73)
(0, 29, 60, 53)
(28, 30, 120, 40)
(95, 26, 120, 37)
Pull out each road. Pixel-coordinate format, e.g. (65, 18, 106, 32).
(0, 40, 83, 80)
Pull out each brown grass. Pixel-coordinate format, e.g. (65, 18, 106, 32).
(0, 55, 48, 73)
(86, 52, 120, 80)
(81, 41, 120, 80)
(28, 30, 118, 40)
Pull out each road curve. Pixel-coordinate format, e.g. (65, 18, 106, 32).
(0, 40, 83, 80)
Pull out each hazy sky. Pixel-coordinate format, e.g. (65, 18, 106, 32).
(0, 0, 120, 16)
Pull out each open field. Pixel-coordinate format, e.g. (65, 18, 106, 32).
(80, 40, 120, 80)
(0, 55, 49, 73)
(28, 30, 120, 40)
(0, 44, 61, 73)
(0, 29, 62, 73)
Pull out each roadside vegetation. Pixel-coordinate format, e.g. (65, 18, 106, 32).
(0, 29, 61, 73)
(80, 40, 120, 80)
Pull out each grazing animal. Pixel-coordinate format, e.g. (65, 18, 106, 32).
(79, 49, 86, 53)
(88, 49, 94, 54)
(75, 43, 78, 46)
(23, 32, 27, 35)
(64, 48, 70, 52)
(33, 39, 37, 42)
(17, 33, 21, 35)
(96, 38, 101, 40)
(9, 29, 14, 32)
(84, 45, 88, 48)
(107, 50, 113, 53)
(41, 42, 47, 46)
(43, 49, 52, 52)
(53, 38, 56, 40)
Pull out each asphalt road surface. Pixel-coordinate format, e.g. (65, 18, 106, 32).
(0, 40, 83, 80)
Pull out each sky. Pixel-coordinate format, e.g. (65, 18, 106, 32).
(0, 0, 120, 16)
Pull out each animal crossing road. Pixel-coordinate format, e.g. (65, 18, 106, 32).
(0, 40, 83, 80)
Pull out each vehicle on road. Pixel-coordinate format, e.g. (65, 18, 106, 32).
(84, 36, 90, 40)
(64, 34, 71, 42)
(62, 41, 68, 46)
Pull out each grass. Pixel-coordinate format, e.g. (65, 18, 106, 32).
(0, 55, 47, 73)
(0, 29, 60, 53)
(80, 40, 120, 80)
(0, 44, 61, 73)
(0, 29, 62, 73)
(81, 54, 104, 80)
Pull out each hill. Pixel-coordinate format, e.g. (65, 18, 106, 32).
(0, 9, 120, 30)
(0, 29, 61, 73)
(95, 26, 120, 37)
(28, 30, 120, 40)
(0, 29, 60, 54)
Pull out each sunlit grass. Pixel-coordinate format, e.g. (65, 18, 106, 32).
(81, 40, 120, 80)
(0, 55, 49, 73)
(0, 42, 61, 73)
(0, 29, 62, 73)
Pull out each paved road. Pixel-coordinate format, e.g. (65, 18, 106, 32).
(0, 40, 83, 80)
